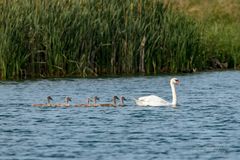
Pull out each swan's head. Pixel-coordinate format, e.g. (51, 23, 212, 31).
(47, 96, 53, 104)
(94, 96, 100, 101)
(47, 96, 53, 101)
(170, 78, 180, 85)
(65, 96, 72, 102)
(113, 96, 119, 100)
(120, 96, 126, 101)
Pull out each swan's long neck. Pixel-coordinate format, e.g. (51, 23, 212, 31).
(170, 82, 177, 105)
(87, 98, 90, 104)
(113, 97, 117, 105)
(65, 98, 68, 104)
(120, 98, 124, 105)
(47, 98, 51, 104)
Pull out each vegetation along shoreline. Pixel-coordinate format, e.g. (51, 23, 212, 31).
(0, 0, 239, 80)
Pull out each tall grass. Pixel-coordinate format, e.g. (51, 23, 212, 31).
(0, 0, 238, 80)
(166, 0, 240, 69)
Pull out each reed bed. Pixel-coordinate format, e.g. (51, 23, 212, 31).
(0, 0, 239, 80)
(166, 0, 240, 69)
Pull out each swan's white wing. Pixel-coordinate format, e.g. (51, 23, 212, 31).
(138, 95, 167, 102)
(135, 95, 170, 106)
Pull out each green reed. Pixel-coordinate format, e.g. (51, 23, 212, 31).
(0, 0, 239, 80)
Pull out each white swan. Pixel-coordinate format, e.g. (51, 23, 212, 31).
(135, 78, 180, 107)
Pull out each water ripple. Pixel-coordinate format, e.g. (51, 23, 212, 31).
(1, 71, 240, 159)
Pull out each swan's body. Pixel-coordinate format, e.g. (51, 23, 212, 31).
(136, 95, 170, 106)
(32, 96, 53, 107)
(99, 96, 119, 107)
(135, 78, 180, 107)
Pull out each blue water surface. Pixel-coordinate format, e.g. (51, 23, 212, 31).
(0, 71, 240, 160)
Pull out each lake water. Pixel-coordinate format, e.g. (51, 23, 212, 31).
(0, 71, 240, 160)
